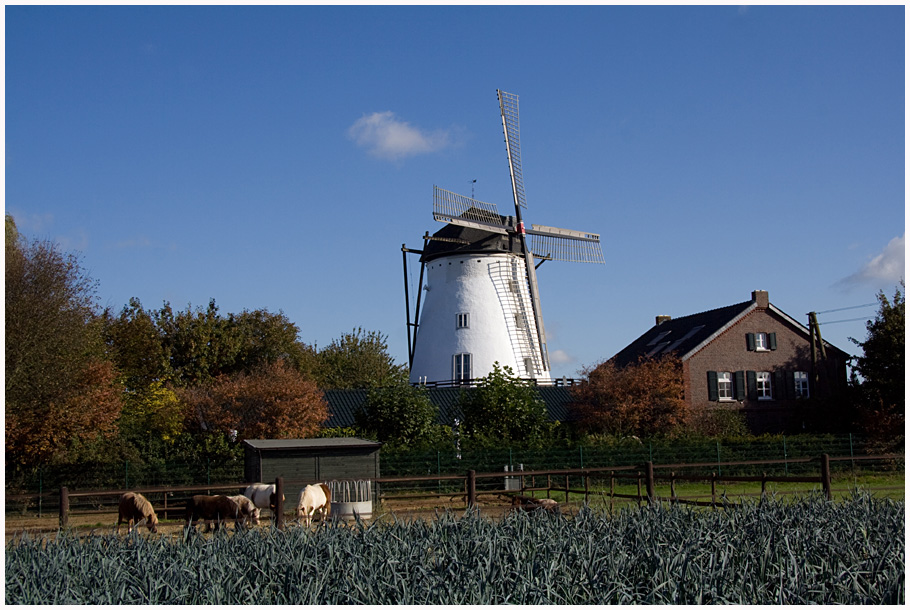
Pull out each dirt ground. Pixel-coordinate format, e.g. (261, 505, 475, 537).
(5, 495, 575, 543)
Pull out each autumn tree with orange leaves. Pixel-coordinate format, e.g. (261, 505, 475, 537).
(570, 354, 690, 437)
(181, 360, 328, 441)
(6, 215, 122, 468)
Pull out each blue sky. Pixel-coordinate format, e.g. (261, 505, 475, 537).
(6, 5, 905, 380)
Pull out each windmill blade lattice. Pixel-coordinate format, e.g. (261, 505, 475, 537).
(498, 90, 527, 210)
(433, 186, 510, 234)
(528, 231, 606, 264)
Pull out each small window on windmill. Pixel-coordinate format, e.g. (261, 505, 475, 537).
(456, 313, 469, 329)
(509, 279, 520, 293)
(523, 357, 535, 374)
(515, 312, 525, 327)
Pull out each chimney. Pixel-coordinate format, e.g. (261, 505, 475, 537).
(752, 290, 769, 309)
(656, 315, 672, 326)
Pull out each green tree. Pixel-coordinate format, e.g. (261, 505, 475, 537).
(6, 214, 122, 467)
(457, 363, 549, 444)
(315, 328, 407, 389)
(356, 380, 438, 446)
(850, 283, 905, 442)
(103, 297, 170, 392)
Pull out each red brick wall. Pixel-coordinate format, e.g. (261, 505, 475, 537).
(686, 308, 813, 433)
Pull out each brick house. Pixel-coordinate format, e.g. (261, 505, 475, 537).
(611, 290, 850, 433)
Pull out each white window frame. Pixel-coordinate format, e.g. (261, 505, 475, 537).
(454, 353, 472, 383)
(794, 371, 810, 398)
(756, 371, 772, 400)
(456, 313, 469, 329)
(717, 372, 734, 401)
(754, 332, 769, 351)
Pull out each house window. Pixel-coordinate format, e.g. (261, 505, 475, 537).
(794, 371, 810, 398)
(718, 372, 733, 400)
(454, 353, 472, 383)
(756, 372, 772, 400)
(707, 371, 736, 401)
(747, 332, 777, 351)
(456, 313, 469, 329)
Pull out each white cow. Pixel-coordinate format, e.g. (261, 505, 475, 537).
(296, 483, 332, 527)
(243, 483, 284, 524)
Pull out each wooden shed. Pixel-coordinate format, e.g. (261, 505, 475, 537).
(242, 437, 381, 506)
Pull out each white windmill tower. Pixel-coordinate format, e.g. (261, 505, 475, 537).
(402, 90, 604, 385)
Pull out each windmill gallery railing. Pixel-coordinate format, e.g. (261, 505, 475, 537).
(411, 376, 584, 388)
(13, 452, 902, 529)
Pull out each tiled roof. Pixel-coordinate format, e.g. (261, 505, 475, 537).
(610, 300, 754, 367)
(323, 386, 574, 428)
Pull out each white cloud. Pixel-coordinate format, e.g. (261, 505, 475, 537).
(347, 111, 452, 161)
(837, 234, 905, 290)
(549, 349, 575, 365)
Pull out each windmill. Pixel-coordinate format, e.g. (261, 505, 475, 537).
(403, 90, 604, 385)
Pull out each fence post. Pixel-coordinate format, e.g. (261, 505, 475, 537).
(644, 461, 656, 504)
(820, 454, 832, 500)
(466, 470, 477, 508)
(711, 472, 717, 508)
(59, 487, 69, 529)
(38, 469, 43, 518)
(274, 476, 284, 529)
(783, 436, 789, 475)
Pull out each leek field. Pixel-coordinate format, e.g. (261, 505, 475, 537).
(6, 493, 903, 604)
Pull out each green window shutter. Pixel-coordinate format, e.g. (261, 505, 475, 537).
(768, 332, 777, 351)
(734, 371, 746, 400)
(746, 333, 756, 351)
(774, 371, 785, 399)
(746, 371, 757, 400)
(707, 371, 719, 401)
(785, 371, 795, 400)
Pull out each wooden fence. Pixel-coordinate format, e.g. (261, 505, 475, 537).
(8, 452, 901, 529)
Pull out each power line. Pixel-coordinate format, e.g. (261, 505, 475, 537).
(813, 303, 877, 316)
(818, 316, 872, 326)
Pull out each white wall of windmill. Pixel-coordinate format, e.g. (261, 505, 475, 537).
(409, 252, 546, 384)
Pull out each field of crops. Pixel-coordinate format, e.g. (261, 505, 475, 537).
(6, 492, 903, 604)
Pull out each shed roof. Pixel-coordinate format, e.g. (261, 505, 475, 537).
(242, 437, 382, 451)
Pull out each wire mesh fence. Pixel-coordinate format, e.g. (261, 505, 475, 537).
(5, 433, 902, 518)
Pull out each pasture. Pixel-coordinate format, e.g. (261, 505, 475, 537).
(5, 492, 904, 604)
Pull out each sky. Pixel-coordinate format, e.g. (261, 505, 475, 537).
(5, 4, 906, 380)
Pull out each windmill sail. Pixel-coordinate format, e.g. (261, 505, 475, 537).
(432, 186, 510, 234)
(527, 226, 605, 264)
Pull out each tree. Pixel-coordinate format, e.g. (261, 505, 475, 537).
(356, 380, 438, 446)
(6, 215, 122, 468)
(570, 354, 689, 438)
(850, 282, 905, 441)
(315, 328, 407, 389)
(457, 363, 549, 444)
(180, 360, 328, 441)
(103, 298, 170, 392)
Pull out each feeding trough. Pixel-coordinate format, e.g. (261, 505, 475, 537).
(328, 479, 373, 520)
